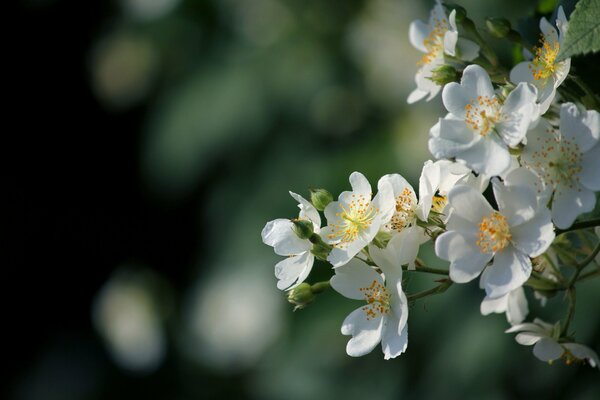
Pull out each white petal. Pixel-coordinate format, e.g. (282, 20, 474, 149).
(289, 191, 321, 228)
(330, 258, 383, 300)
(407, 87, 429, 104)
(341, 308, 384, 357)
(510, 208, 554, 258)
(539, 16, 556, 38)
(580, 143, 600, 191)
(262, 219, 310, 256)
(498, 83, 538, 146)
(442, 64, 495, 118)
(349, 171, 372, 196)
(516, 332, 545, 346)
(381, 317, 408, 360)
(506, 322, 547, 334)
(510, 62, 534, 86)
(447, 184, 493, 224)
(562, 343, 600, 368)
(409, 19, 429, 53)
(416, 160, 440, 221)
(503, 167, 551, 206)
(480, 245, 532, 298)
(506, 287, 529, 325)
(328, 237, 369, 268)
(456, 134, 511, 177)
(435, 231, 492, 283)
(552, 184, 596, 229)
(456, 38, 479, 61)
(492, 177, 538, 227)
(443, 29, 458, 56)
(533, 337, 564, 362)
(378, 173, 415, 200)
(560, 103, 600, 152)
(274, 252, 313, 290)
(480, 293, 509, 315)
(446, 213, 479, 236)
(428, 117, 479, 159)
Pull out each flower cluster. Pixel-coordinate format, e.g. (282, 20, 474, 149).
(262, 2, 600, 369)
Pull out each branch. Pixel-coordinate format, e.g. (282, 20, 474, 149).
(556, 218, 600, 236)
(407, 279, 453, 302)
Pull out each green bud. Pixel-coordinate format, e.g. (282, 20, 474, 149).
(287, 283, 315, 310)
(310, 188, 333, 211)
(292, 219, 314, 240)
(310, 240, 332, 261)
(429, 65, 459, 86)
(485, 17, 511, 38)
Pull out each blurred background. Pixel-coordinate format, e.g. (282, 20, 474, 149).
(10, 0, 600, 399)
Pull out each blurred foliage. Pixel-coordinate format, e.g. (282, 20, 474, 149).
(12, 0, 600, 399)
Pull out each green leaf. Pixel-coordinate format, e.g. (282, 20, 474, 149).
(557, 0, 600, 60)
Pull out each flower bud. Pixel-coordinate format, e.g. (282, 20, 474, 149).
(292, 219, 314, 240)
(429, 65, 459, 86)
(287, 283, 315, 310)
(310, 188, 333, 211)
(485, 17, 511, 38)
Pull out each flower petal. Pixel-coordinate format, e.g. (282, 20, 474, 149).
(381, 316, 408, 360)
(456, 38, 479, 61)
(289, 191, 321, 228)
(262, 219, 311, 256)
(516, 332, 545, 346)
(506, 287, 529, 325)
(436, 231, 492, 283)
(274, 252, 313, 290)
(480, 245, 532, 298)
(552, 184, 596, 229)
(492, 177, 538, 227)
(580, 143, 600, 191)
(480, 292, 509, 315)
(428, 117, 479, 159)
(330, 258, 383, 300)
(533, 337, 564, 362)
(341, 307, 384, 357)
(447, 184, 494, 224)
(456, 134, 511, 177)
(560, 103, 600, 152)
(409, 19, 429, 53)
(349, 171, 372, 196)
(510, 208, 554, 258)
(442, 64, 495, 118)
(498, 83, 538, 147)
(562, 343, 600, 368)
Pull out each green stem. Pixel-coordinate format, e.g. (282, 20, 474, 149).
(556, 218, 600, 236)
(577, 267, 600, 283)
(567, 242, 600, 286)
(311, 281, 330, 294)
(561, 287, 576, 336)
(411, 258, 450, 275)
(407, 280, 453, 302)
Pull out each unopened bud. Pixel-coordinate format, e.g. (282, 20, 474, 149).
(287, 283, 315, 310)
(310, 188, 333, 211)
(485, 17, 511, 38)
(429, 65, 459, 86)
(292, 219, 314, 240)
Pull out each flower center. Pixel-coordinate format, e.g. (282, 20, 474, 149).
(328, 194, 378, 246)
(359, 280, 391, 320)
(527, 131, 583, 190)
(529, 32, 559, 82)
(387, 187, 417, 233)
(476, 211, 511, 254)
(419, 18, 448, 66)
(465, 95, 502, 136)
(431, 194, 447, 214)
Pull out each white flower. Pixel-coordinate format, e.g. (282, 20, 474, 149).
(435, 168, 555, 298)
(510, 7, 570, 114)
(520, 103, 600, 229)
(429, 65, 538, 177)
(416, 159, 487, 222)
(261, 192, 321, 290)
(322, 172, 395, 267)
(480, 286, 528, 325)
(330, 235, 410, 359)
(407, 0, 479, 103)
(507, 319, 600, 369)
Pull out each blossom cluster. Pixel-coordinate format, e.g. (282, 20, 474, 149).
(262, 1, 600, 369)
